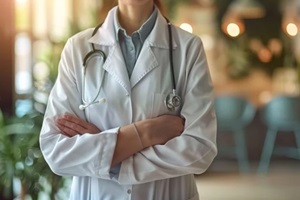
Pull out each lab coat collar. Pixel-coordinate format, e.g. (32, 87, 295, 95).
(87, 6, 177, 49)
(87, 7, 118, 46)
(146, 11, 178, 50)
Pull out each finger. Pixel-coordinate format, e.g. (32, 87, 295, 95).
(56, 118, 87, 134)
(63, 113, 90, 128)
(62, 113, 100, 133)
(56, 122, 79, 137)
(86, 124, 100, 133)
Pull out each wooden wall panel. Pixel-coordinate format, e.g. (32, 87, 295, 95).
(0, 0, 15, 116)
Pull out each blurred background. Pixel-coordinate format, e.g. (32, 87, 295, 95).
(0, 0, 300, 199)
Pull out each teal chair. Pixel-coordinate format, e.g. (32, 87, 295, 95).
(258, 95, 300, 173)
(214, 95, 256, 172)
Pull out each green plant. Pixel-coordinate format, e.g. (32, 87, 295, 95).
(164, 0, 186, 18)
(0, 23, 75, 196)
(226, 40, 251, 79)
(0, 109, 66, 200)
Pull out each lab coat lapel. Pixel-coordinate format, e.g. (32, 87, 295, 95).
(103, 44, 131, 95)
(130, 44, 158, 88)
(88, 7, 178, 93)
(130, 11, 177, 89)
(88, 7, 131, 95)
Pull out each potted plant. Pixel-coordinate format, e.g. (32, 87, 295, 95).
(0, 109, 67, 200)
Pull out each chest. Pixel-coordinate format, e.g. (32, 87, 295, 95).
(77, 43, 185, 129)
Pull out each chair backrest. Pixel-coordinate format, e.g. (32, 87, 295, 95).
(261, 95, 300, 130)
(214, 95, 256, 130)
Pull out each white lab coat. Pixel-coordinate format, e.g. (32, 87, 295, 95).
(40, 6, 217, 200)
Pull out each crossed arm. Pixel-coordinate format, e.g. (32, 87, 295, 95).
(55, 113, 184, 167)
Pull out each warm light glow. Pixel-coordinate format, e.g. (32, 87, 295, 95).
(268, 38, 282, 55)
(51, 0, 72, 41)
(222, 13, 245, 37)
(33, 62, 50, 81)
(286, 23, 298, 37)
(258, 48, 272, 63)
(16, 0, 27, 5)
(33, 0, 48, 37)
(227, 23, 240, 37)
(259, 91, 272, 105)
(180, 23, 193, 33)
(15, 0, 30, 31)
(249, 39, 262, 53)
(200, 34, 214, 50)
(15, 33, 32, 94)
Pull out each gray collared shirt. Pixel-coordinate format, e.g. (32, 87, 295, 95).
(114, 7, 158, 78)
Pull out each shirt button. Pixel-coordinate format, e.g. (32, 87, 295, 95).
(127, 189, 131, 194)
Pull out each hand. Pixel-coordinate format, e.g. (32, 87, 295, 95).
(55, 113, 100, 137)
(136, 115, 185, 146)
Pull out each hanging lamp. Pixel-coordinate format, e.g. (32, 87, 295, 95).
(228, 0, 265, 19)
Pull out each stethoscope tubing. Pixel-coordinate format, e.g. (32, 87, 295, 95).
(80, 51, 106, 110)
(166, 18, 176, 91)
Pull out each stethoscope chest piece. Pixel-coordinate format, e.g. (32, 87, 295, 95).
(165, 89, 182, 111)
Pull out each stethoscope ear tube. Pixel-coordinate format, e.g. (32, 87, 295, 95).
(79, 98, 106, 110)
(83, 49, 106, 67)
(79, 18, 182, 111)
(80, 48, 107, 110)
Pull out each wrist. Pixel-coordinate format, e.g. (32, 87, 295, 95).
(133, 123, 144, 149)
(135, 120, 153, 147)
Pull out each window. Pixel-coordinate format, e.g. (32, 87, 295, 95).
(14, 0, 100, 116)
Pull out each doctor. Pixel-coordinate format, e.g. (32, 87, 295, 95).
(40, 0, 217, 199)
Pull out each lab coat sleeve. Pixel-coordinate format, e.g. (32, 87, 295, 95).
(39, 38, 118, 179)
(118, 37, 217, 185)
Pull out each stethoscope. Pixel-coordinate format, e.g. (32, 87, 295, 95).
(79, 18, 181, 111)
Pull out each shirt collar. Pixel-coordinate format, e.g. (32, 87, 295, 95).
(114, 6, 158, 43)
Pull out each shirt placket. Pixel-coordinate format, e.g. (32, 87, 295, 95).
(126, 185, 133, 199)
(125, 36, 136, 77)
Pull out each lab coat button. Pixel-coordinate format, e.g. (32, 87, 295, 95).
(127, 189, 131, 194)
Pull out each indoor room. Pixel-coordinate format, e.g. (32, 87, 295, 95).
(0, 0, 300, 199)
